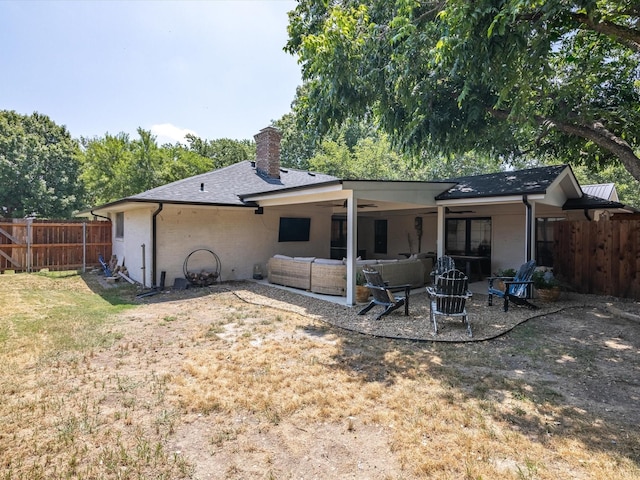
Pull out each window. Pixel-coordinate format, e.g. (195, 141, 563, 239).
(445, 218, 491, 275)
(331, 216, 347, 249)
(536, 218, 562, 267)
(115, 212, 124, 239)
(374, 219, 387, 254)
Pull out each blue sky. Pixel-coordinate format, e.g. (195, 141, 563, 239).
(0, 0, 300, 144)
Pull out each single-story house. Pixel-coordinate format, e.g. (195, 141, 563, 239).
(85, 126, 633, 304)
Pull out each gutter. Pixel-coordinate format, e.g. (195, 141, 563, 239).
(522, 195, 532, 261)
(90, 210, 111, 222)
(152, 203, 163, 287)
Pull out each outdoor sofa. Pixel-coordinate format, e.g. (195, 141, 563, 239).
(267, 255, 426, 296)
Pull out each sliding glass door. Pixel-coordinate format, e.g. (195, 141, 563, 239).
(445, 218, 491, 275)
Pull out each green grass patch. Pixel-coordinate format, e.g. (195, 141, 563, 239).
(0, 271, 137, 359)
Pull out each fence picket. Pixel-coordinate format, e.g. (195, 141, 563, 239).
(554, 219, 640, 300)
(0, 219, 111, 273)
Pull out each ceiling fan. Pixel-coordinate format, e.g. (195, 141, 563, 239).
(424, 207, 475, 214)
(316, 200, 378, 208)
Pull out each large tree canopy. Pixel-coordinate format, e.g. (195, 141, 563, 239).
(185, 136, 255, 170)
(286, 0, 640, 181)
(0, 110, 84, 218)
(80, 130, 159, 206)
(80, 131, 253, 206)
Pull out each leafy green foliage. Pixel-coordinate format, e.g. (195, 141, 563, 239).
(80, 131, 253, 205)
(80, 130, 161, 206)
(306, 129, 508, 180)
(0, 110, 84, 218)
(274, 110, 317, 170)
(185, 135, 255, 170)
(286, 0, 640, 181)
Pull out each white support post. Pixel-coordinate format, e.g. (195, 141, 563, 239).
(526, 200, 536, 262)
(345, 194, 357, 305)
(436, 205, 445, 258)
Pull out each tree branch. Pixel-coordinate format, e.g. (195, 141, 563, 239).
(571, 12, 640, 53)
(489, 108, 640, 182)
(514, 10, 640, 53)
(414, 1, 446, 25)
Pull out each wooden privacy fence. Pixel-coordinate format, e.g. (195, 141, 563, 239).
(0, 218, 112, 273)
(553, 219, 640, 300)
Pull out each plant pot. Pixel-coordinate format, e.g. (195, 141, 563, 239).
(356, 285, 370, 303)
(536, 287, 561, 302)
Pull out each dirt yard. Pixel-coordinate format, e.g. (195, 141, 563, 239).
(2, 273, 639, 479)
(91, 281, 640, 479)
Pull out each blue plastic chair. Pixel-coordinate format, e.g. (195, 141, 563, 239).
(487, 260, 538, 312)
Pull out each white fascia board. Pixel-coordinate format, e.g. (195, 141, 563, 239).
(343, 180, 456, 206)
(246, 180, 455, 208)
(245, 184, 347, 207)
(547, 166, 582, 199)
(89, 201, 156, 216)
(538, 169, 581, 206)
(437, 194, 545, 207)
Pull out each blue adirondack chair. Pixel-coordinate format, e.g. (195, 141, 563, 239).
(487, 260, 538, 312)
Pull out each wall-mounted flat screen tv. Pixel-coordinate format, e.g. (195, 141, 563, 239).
(278, 217, 311, 242)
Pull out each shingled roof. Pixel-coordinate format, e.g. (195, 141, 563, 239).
(118, 161, 339, 207)
(436, 165, 569, 200)
(563, 194, 627, 211)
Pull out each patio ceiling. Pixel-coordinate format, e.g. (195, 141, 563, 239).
(243, 180, 457, 213)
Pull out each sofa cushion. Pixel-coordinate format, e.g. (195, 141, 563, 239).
(294, 256, 316, 263)
(314, 258, 344, 265)
(356, 259, 378, 266)
(374, 260, 425, 288)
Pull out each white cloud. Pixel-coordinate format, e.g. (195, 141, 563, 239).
(150, 123, 198, 145)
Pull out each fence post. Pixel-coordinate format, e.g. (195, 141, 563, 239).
(26, 218, 32, 273)
(82, 222, 87, 273)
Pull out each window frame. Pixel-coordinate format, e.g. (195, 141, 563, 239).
(374, 219, 388, 254)
(115, 212, 124, 239)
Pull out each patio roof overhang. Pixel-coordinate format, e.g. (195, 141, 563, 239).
(243, 180, 456, 305)
(241, 180, 457, 211)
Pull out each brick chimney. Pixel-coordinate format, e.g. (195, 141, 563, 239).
(254, 126, 282, 179)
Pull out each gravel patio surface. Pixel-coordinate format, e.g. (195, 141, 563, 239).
(213, 281, 640, 342)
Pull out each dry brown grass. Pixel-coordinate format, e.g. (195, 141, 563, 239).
(1, 272, 639, 479)
(171, 302, 640, 479)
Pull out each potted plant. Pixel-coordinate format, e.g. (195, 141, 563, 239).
(532, 269, 561, 302)
(355, 271, 370, 303)
(493, 268, 517, 292)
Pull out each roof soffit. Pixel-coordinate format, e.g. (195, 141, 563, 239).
(539, 166, 582, 206)
(244, 180, 455, 208)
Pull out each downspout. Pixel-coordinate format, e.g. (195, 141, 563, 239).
(583, 209, 591, 221)
(152, 203, 163, 288)
(522, 195, 532, 262)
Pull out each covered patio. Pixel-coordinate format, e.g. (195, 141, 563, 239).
(243, 179, 456, 304)
(244, 165, 620, 306)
